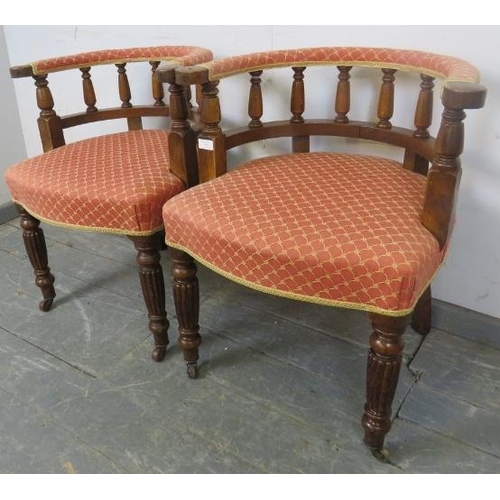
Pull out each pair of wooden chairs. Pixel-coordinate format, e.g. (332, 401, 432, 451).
(5, 46, 486, 455)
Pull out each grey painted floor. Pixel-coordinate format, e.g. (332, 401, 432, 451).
(1, 219, 500, 474)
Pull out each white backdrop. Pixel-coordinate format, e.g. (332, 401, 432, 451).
(2, 25, 499, 319)
(0, 28, 26, 203)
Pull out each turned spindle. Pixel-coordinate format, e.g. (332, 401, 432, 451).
(116, 63, 142, 130)
(80, 67, 97, 113)
(116, 63, 132, 108)
(291, 67, 309, 152)
(413, 74, 435, 138)
(248, 70, 263, 128)
(421, 105, 465, 247)
(150, 61, 165, 107)
(34, 74, 55, 118)
(290, 67, 306, 124)
(377, 68, 397, 129)
(335, 66, 352, 123)
(33, 75, 64, 151)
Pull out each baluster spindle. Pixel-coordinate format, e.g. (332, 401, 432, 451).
(377, 68, 397, 129)
(248, 70, 263, 128)
(290, 67, 309, 152)
(116, 62, 142, 130)
(413, 74, 435, 138)
(290, 67, 306, 123)
(80, 67, 97, 113)
(150, 61, 165, 107)
(34, 75, 56, 118)
(421, 105, 465, 247)
(33, 75, 65, 151)
(335, 66, 352, 123)
(116, 63, 132, 108)
(421, 83, 488, 247)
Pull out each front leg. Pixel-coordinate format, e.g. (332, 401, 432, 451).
(18, 206, 56, 312)
(171, 249, 201, 379)
(129, 235, 169, 362)
(361, 313, 409, 455)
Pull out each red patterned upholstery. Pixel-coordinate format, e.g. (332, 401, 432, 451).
(6, 130, 184, 235)
(22, 46, 213, 76)
(201, 47, 479, 83)
(163, 153, 443, 315)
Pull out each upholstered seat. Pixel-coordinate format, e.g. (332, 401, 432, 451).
(163, 152, 443, 315)
(6, 130, 184, 235)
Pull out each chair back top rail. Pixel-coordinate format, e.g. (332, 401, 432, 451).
(10, 46, 213, 78)
(193, 47, 479, 84)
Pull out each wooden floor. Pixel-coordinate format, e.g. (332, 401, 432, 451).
(1, 220, 499, 473)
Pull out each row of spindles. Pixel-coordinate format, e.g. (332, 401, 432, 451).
(33, 61, 194, 123)
(245, 66, 436, 138)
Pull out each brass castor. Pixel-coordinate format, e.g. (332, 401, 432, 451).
(187, 362, 199, 379)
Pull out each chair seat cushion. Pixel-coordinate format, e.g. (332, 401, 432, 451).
(163, 152, 444, 315)
(5, 129, 185, 235)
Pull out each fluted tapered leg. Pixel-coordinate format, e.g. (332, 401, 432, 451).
(362, 313, 409, 453)
(171, 249, 201, 379)
(411, 286, 432, 335)
(18, 207, 56, 312)
(130, 235, 169, 362)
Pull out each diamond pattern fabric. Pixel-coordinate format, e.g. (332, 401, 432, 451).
(202, 47, 479, 83)
(6, 130, 185, 235)
(163, 153, 443, 315)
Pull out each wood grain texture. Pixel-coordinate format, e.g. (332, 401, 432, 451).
(129, 235, 169, 362)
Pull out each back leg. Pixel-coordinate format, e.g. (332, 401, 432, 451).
(18, 206, 56, 312)
(411, 285, 431, 335)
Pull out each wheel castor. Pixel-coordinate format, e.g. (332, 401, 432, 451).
(151, 345, 167, 362)
(187, 362, 199, 379)
(39, 298, 54, 312)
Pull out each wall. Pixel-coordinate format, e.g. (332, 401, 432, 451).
(0, 26, 26, 209)
(3, 25, 500, 319)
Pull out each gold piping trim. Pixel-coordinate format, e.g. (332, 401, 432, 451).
(166, 240, 445, 318)
(13, 201, 163, 237)
(200, 59, 478, 84)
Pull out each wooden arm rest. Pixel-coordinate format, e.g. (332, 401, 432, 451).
(442, 82, 487, 109)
